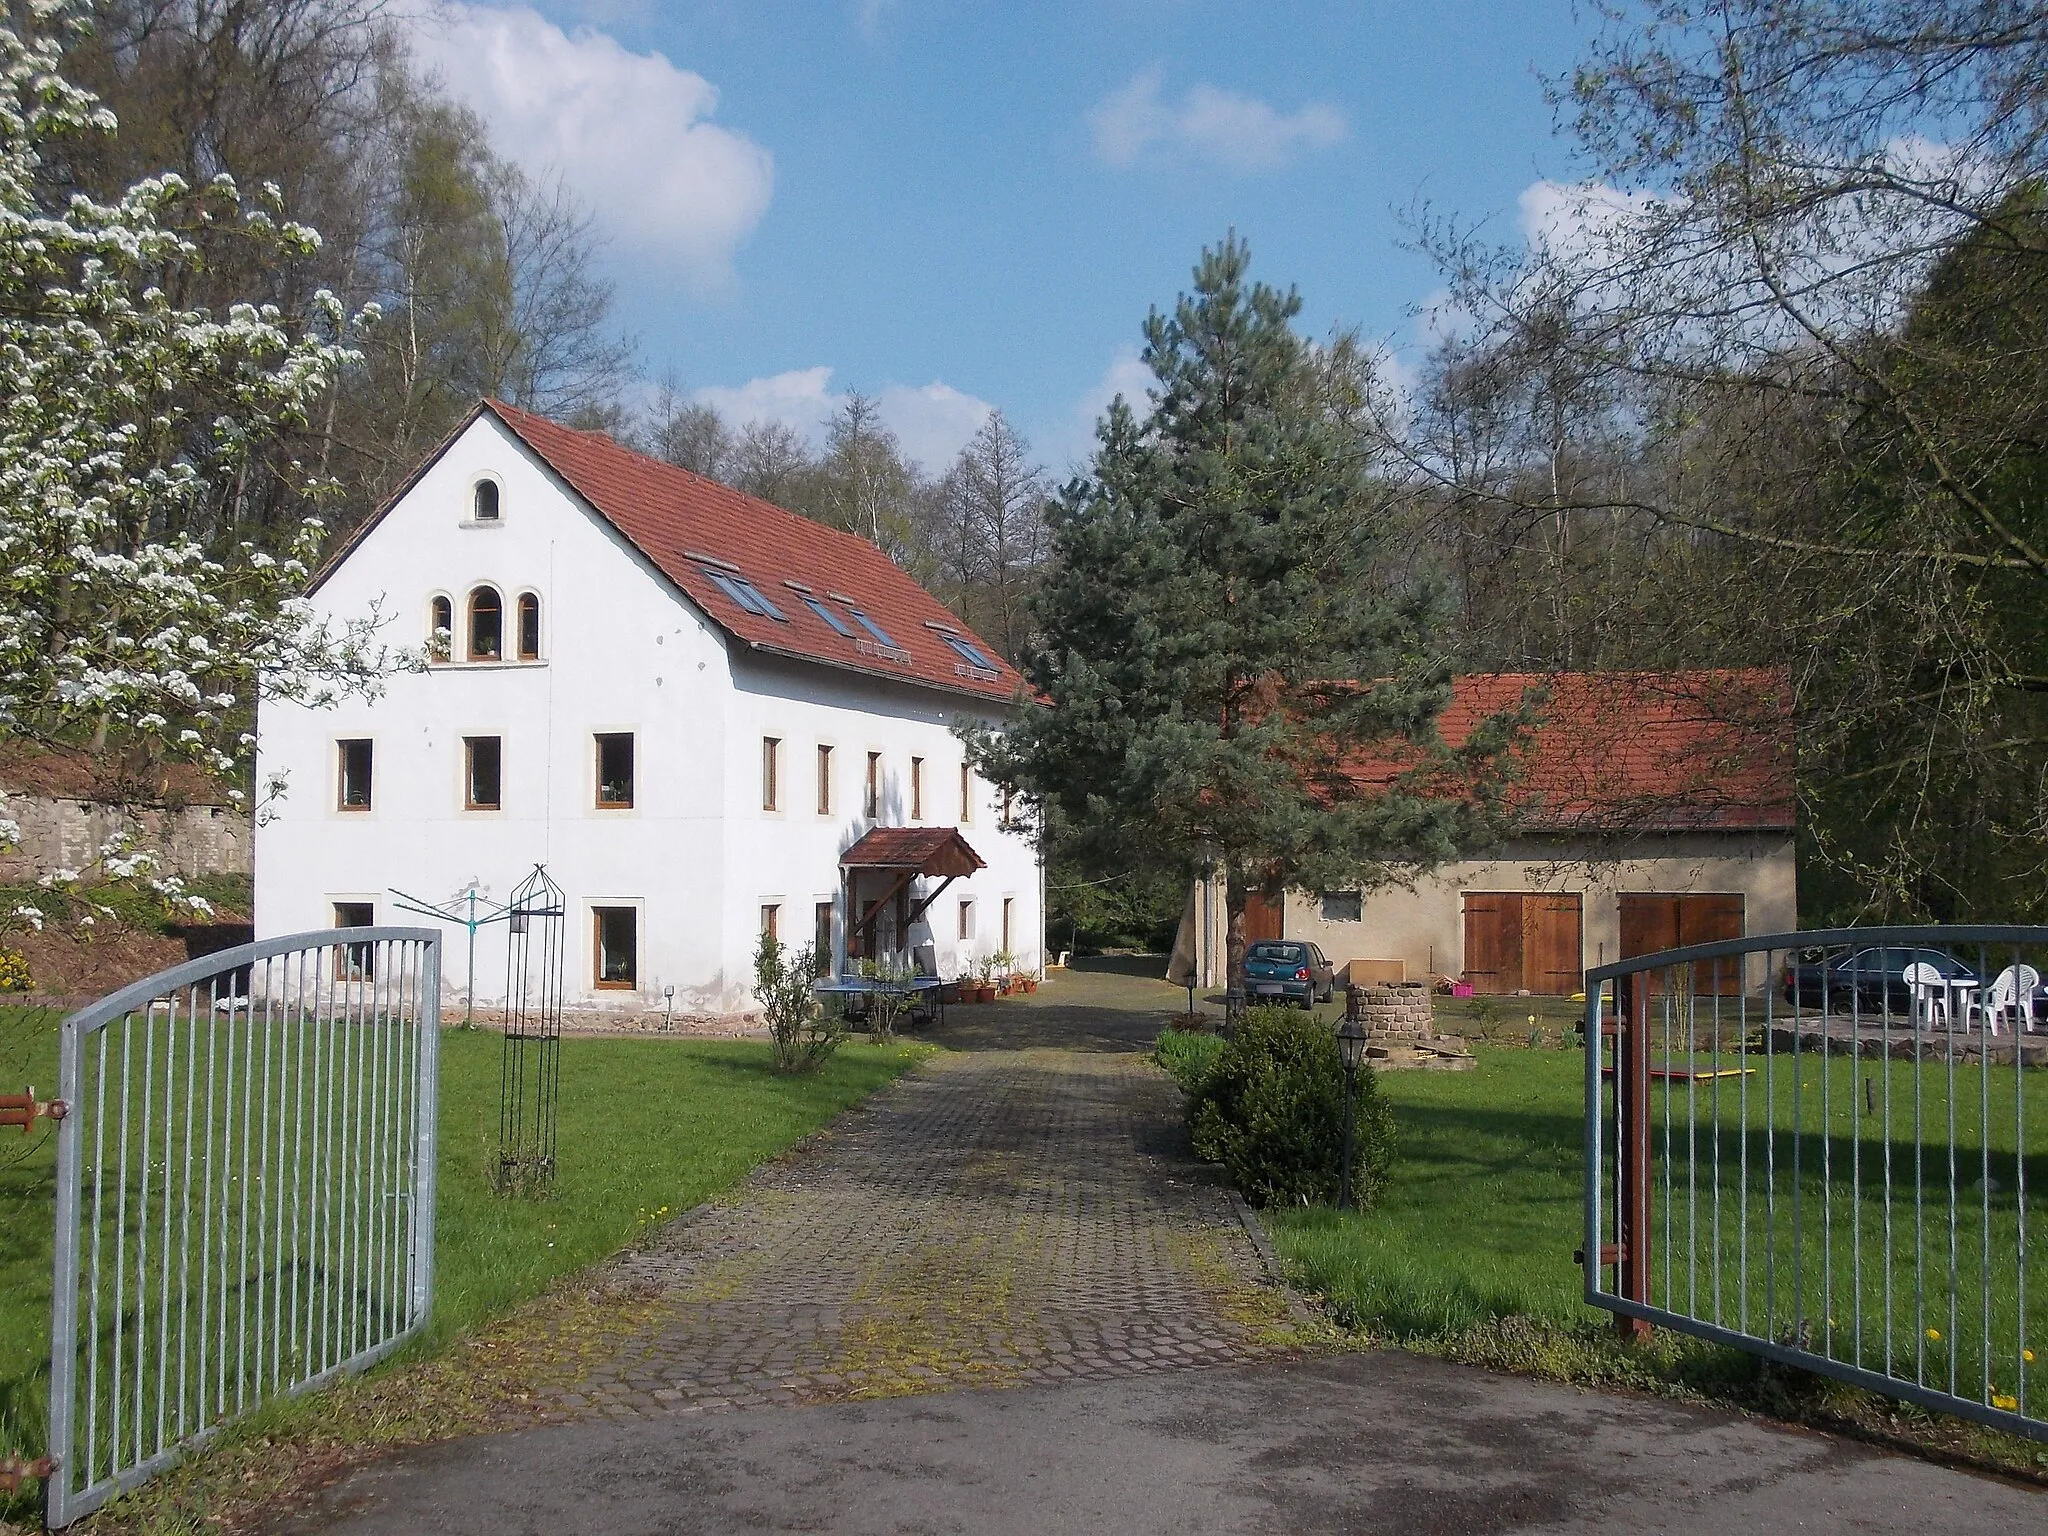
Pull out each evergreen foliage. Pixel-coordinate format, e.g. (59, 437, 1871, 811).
(1187, 1006, 1395, 1209)
(966, 237, 1529, 979)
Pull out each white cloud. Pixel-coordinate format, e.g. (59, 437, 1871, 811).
(1088, 65, 1347, 174)
(1515, 179, 1661, 262)
(412, 5, 774, 287)
(695, 367, 839, 439)
(693, 368, 994, 473)
(877, 381, 993, 471)
(852, 0, 895, 39)
(1040, 347, 1153, 470)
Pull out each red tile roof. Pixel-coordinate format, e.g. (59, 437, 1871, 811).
(839, 826, 988, 875)
(488, 403, 1020, 702)
(1349, 669, 1794, 833)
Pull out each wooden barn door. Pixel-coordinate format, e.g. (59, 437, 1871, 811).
(1522, 894, 1584, 996)
(1244, 889, 1284, 943)
(1465, 892, 1582, 994)
(1463, 893, 1523, 993)
(1619, 893, 1745, 995)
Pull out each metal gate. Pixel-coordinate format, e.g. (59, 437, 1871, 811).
(1585, 926, 2046, 1442)
(45, 927, 441, 1525)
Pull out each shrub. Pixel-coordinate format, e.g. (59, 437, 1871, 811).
(1187, 1005, 1395, 1209)
(1154, 1026, 1225, 1093)
(0, 946, 28, 992)
(755, 933, 844, 1073)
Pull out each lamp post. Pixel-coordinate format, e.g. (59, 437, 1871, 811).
(1336, 1014, 1368, 1210)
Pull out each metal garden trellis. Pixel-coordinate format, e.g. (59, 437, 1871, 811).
(496, 866, 564, 1196)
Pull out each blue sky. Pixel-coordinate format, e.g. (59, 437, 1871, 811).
(411, 2, 1595, 471)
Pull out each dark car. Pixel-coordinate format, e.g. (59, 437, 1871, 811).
(1780, 945, 1976, 1013)
(1244, 940, 1336, 1008)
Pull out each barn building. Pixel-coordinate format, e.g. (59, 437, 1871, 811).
(1177, 670, 1796, 997)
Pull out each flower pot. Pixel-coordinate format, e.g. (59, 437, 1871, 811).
(975, 984, 997, 1004)
(1020, 976, 1038, 993)
(939, 982, 961, 1004)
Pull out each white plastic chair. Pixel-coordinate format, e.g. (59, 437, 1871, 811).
(1902, 962, 1951, 1026)
(1974, 965, 2041, 1036)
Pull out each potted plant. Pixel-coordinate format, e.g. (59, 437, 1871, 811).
(993, 950, 1017, 995)
(973, 955, 999, 1003)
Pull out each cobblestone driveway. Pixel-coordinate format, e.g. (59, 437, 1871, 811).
(532, 1013, 1292, 1420)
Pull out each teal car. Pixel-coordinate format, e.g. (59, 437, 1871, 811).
(1244, 939, 1336, 1007)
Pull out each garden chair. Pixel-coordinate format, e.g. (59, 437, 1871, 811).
(1901, 962, 1953, 1026)
(1972, 964, 2041, 1036)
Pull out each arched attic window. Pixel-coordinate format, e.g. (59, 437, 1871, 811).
(429, 594, 453, 661)
(472, 479, 500, 521)
(468, 586, 503, 660)
(517, 592, 541, 660)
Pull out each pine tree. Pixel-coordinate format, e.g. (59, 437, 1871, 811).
(966, 237, 1525, 1004)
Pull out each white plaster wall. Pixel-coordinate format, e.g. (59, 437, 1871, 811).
(255, 412, 1041, 1016)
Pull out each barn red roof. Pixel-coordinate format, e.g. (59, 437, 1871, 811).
(320, 400, 1020, 703)
(1352, 669, 1794, 833)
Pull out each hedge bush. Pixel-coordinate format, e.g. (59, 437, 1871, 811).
(1154, 1026, 1226, 1094)
(1187, 1005, 1395, 1209)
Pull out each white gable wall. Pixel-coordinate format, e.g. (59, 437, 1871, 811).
(255, 412, 1042, 1018)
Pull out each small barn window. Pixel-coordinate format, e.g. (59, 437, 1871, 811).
(1320, 891, 1363, 923)
(762, 736, 780, 811)
(595, 733, 634, 808)
(334, 901, 375, 978)
(429, 595, 453, 661)
(472, 479, 500, 521)
(468, 587, 502, 660)
(958, 899, 974, 941)
(817, 744, 833, 815)
(865, 751, 881, 818)
(910, 756, 924, 820)
(760, 903, 780, 940)
(814, 902, 834, 976)
(1002, 897, 1014, 954)
(516, 592, 541, 660)
(959, 763, 972, 824)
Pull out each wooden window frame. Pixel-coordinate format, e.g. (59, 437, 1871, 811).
(467, 586, 503, 661)
(959, 762, 972, 824)
(592, 905, 638, 989)
(910, 756, 924, 820)
(463, 735, 502, 811)
(516, 592, 541, 660)
(333, 901, 375, 978)
(814, 901, 835, 977)
(337, 739, 373, 812)
(1001, 897, 1014, 954)
(817, 744, 833, 815)
(957, 898, 974, 941)
(594, 732, 635, 809)
(865, 751, 881, 819)
(760, 903, 780, 941)
(472, 478, 500, 521)
(762, 736, 781, 812)
(428, 595, 453, 662)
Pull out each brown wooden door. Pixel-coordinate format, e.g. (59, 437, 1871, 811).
(1619, 893, 1745, 995)
(1522, 894, 1584, 995)
(1244, 889, 1284, 943)
(1463, 893, 1523, 993)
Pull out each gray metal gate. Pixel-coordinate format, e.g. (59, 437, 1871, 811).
(1586, 925, 2046, 1442)
(45, 927, 441, 1525)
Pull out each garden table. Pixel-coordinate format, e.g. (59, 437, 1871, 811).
(813, 975, 948, 1029)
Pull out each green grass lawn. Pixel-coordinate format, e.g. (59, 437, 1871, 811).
(1264, 1042, 2048, 1448)
(0, 1012, 921, 1502)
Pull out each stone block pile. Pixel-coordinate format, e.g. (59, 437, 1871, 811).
(1346, 980, 1475, 1071)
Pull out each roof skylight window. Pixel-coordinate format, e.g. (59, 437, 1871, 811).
(843, 606, 900, 650)
(801, 595, 855, 637)
(700, 566, 787, 621)
(940, 634, 996, 670)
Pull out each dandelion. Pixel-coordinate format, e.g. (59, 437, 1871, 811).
(1994, 1393, 2018, 1411)
(2026, 1349, 2037, 1364)
(1927, 1328, 1942, 1342)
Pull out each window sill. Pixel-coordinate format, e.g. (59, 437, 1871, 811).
(594, 980, 638, 991)
(594, 801, 635, 812)
(431, 659, 547, 671)
(459, 519, 505, 530)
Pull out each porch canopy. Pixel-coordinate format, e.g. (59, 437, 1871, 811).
(840, 826, 985, 961)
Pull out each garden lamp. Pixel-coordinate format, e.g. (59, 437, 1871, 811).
(1336, 1016, 1369, 1209)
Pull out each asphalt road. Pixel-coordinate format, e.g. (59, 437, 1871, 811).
(280, 1350, 2042, 1535)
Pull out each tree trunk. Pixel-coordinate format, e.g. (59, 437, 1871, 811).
(1225, 865, 1249, 1022)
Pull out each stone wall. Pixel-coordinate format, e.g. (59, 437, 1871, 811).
(1352, 980, 1434, 1040)
(0, 795, 250, 882)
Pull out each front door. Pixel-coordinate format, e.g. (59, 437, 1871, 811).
(1463, 892, 1584, 995)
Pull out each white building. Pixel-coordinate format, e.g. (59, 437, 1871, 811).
(255, 400, 1042, 1018)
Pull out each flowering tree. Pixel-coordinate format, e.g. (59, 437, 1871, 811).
(0, 0, 396, 786)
